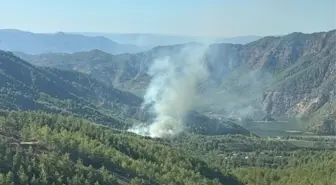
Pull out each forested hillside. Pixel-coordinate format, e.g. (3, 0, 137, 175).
(1, 2, 335, 185)
(0, 51, 334, 183)
(0, 110, 335, 185)
(0, 50, 249, 136)
(0, 50, 142, 130)
(17, 30, 336, 134)
(0, 110, 241, 185)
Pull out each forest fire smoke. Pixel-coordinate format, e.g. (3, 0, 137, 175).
(128, 45, 209, 138)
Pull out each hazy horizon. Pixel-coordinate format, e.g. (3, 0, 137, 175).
(0, 28, 262, 38)
(0, 0, 335, 37)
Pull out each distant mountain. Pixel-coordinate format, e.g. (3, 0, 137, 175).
(0, 29, 144, 54)
(17, 30, 336, 134)
(0, 50, 249, 135)
(76, 32, 262, 47)
(0, 29, 261, 54)
(215, 35, 263, 45)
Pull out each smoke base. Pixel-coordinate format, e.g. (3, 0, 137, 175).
(129, 45, 209, 138)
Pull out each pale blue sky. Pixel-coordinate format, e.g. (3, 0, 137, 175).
(0, 0, 335, 37)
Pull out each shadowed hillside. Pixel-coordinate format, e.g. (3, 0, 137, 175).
(0, 50, 249, 136)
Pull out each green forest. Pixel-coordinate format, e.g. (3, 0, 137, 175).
(0, 29, 335, 185)
(0, 111, 335, 185)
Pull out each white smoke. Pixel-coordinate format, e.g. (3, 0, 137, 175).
(129, 44, 209, 138)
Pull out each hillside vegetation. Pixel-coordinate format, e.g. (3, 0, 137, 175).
(16, 30, 336, 134)
(0, 110, 335, 185)
(0, 110, 242, 185)
(0, 50, 142, 130)
(0, 50, 249, 136)
(0, 50, 334, 183)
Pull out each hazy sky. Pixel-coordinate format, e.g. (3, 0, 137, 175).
(0, 0, 335, 37)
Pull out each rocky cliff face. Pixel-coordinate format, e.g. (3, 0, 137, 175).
(258, 31, 336, 134)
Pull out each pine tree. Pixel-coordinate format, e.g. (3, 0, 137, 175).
(18, 165, 29, 184)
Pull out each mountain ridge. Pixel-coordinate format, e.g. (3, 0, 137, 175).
(0, 50, 250, 136)
(0, 29, 145, 54)
(15, 29, 336, 134)
(74, 32, 262, 47)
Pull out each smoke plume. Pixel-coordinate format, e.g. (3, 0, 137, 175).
(129, 44, 209, 138)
